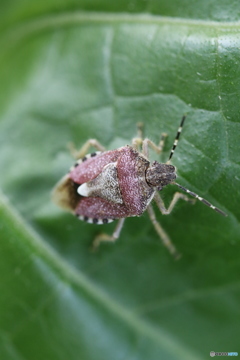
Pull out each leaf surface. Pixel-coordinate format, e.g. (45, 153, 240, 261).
(0, 2, 240, 359)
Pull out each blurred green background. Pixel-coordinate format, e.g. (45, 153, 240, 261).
(0, 1, 240, 359)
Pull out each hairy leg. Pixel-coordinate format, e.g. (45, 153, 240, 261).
(92, 218, 125, 250)
(141, 134, 167, 158)
(132, 122, 144, 151)
(147, 204, 180, 259)
(131, 122, 168, 157)
(68, 139, 106, 160)
(154, 191, 195, 215)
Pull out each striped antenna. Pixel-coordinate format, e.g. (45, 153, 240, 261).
(169, 115, 186, 160)
(174, 182, 227, 217)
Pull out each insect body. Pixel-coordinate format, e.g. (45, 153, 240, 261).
(52, 116, 227, 258)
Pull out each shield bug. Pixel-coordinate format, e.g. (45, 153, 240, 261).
(52, 116, 227, 258)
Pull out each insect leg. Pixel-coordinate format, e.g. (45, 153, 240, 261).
(154, 191, 195, 215)
(147, 204, 180, 259)
(141, 133, 168, 158)
(132, 122, 144, 151)
(68, 139, 106, 160)
(92, 218, 125, 250)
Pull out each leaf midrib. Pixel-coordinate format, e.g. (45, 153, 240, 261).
(1, 11, 240, 48)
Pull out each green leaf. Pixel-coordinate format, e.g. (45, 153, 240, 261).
(0, 2, 240, 359)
